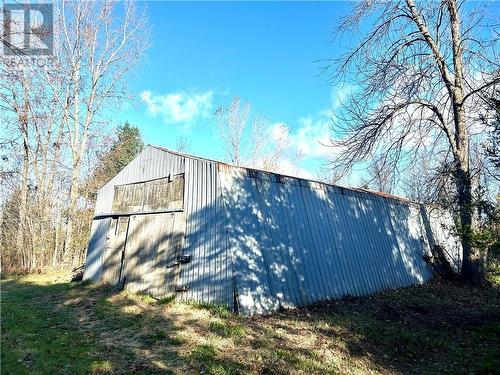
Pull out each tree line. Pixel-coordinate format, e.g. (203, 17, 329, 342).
(1, 0, 498, 283)
(0, 1, 148, 272)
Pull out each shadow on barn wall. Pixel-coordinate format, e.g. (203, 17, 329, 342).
(218, 169, 442, 315)
(84, 166, 462, 316)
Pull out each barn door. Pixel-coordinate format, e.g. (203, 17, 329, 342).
(101, 216, 130, 287)
(121, 212, 185, 297)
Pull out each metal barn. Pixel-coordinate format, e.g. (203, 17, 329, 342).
(83, 145, 461, 315)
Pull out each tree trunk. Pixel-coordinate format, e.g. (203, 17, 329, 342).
(63, 163, 81, 266)
(453, 103, 482, 282)
(17, 125, 29, 270)
(447, 0, 483, 283)
(453, 97, 481, 282)
(456, 165, 481, 282)
(52, 209, 62, 268)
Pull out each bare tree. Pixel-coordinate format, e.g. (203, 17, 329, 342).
(1, 1, 149, 271)
(0, 61, 57, 270)
(483, 92, 500, 175)
(289, 148, 306, 178)
(364, 158, 396, 194)
(175, 135, 191, 153)
(255, 121, 290, 172)
(1, 59, 80, 270)
(49, 1, 149, 263)
(214, 96, 291, 171)
(402, 156, 457, 206)
(325, 0, 499, 282)
(214, 97, 251, 166)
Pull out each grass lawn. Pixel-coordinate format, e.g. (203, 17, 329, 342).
(1, 273, 500, 375)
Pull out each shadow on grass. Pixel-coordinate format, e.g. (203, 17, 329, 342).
(187, 280, 500, 375)
(272, 281, 500, 375)
(2, 275, 500, 375)
(1, 276, 241, 374)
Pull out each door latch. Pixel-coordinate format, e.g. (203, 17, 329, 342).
(175, 285, 188, 292)
(166, 255, 192, 268)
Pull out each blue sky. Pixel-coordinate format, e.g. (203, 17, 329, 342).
(113, 1, 355, 180)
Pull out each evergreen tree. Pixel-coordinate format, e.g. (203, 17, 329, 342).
(85, 122, 144, 201)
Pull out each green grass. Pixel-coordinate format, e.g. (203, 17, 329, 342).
(208, 319, 246, 337)
(1, 277, 101, 374)
(158, 295, 176, 305)
(189, 344, 244, 375)
(487, 263, 500, 285)
(2, 273, 500, 374)
(186, 301, 232, 318)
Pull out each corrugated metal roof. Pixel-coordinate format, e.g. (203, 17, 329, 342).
(149, 144, 414, 205)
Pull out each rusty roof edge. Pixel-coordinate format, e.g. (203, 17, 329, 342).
(148, 144, 417, 206)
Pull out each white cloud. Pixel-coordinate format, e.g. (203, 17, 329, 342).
(291, 115, 337, 159)
(275, 158, 315, 179)
(252, 114, 342, 180)
(283, 84, 356, 162)
(264, 102, 355, 180)
(331, 84, 355, 111)
(269, 122, 290, 143)
(140, 90, 214, 124)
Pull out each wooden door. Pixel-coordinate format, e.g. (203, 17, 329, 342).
(121, 212, 185, 297)
(101, 216, 130, 286)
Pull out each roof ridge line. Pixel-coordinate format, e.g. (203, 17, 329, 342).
(147, 144, 414, 204)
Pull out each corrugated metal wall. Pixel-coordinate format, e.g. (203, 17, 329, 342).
(176, 157, 233, 308)
(84, 218, 112, 282)
(85, 146, 186, 282)
(94, 146, 186, 215)
(84, 146, 462, 316)
(421, 206, 462, 272)
(219, 167, 437, 316)
(84, 146, 233, 308)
